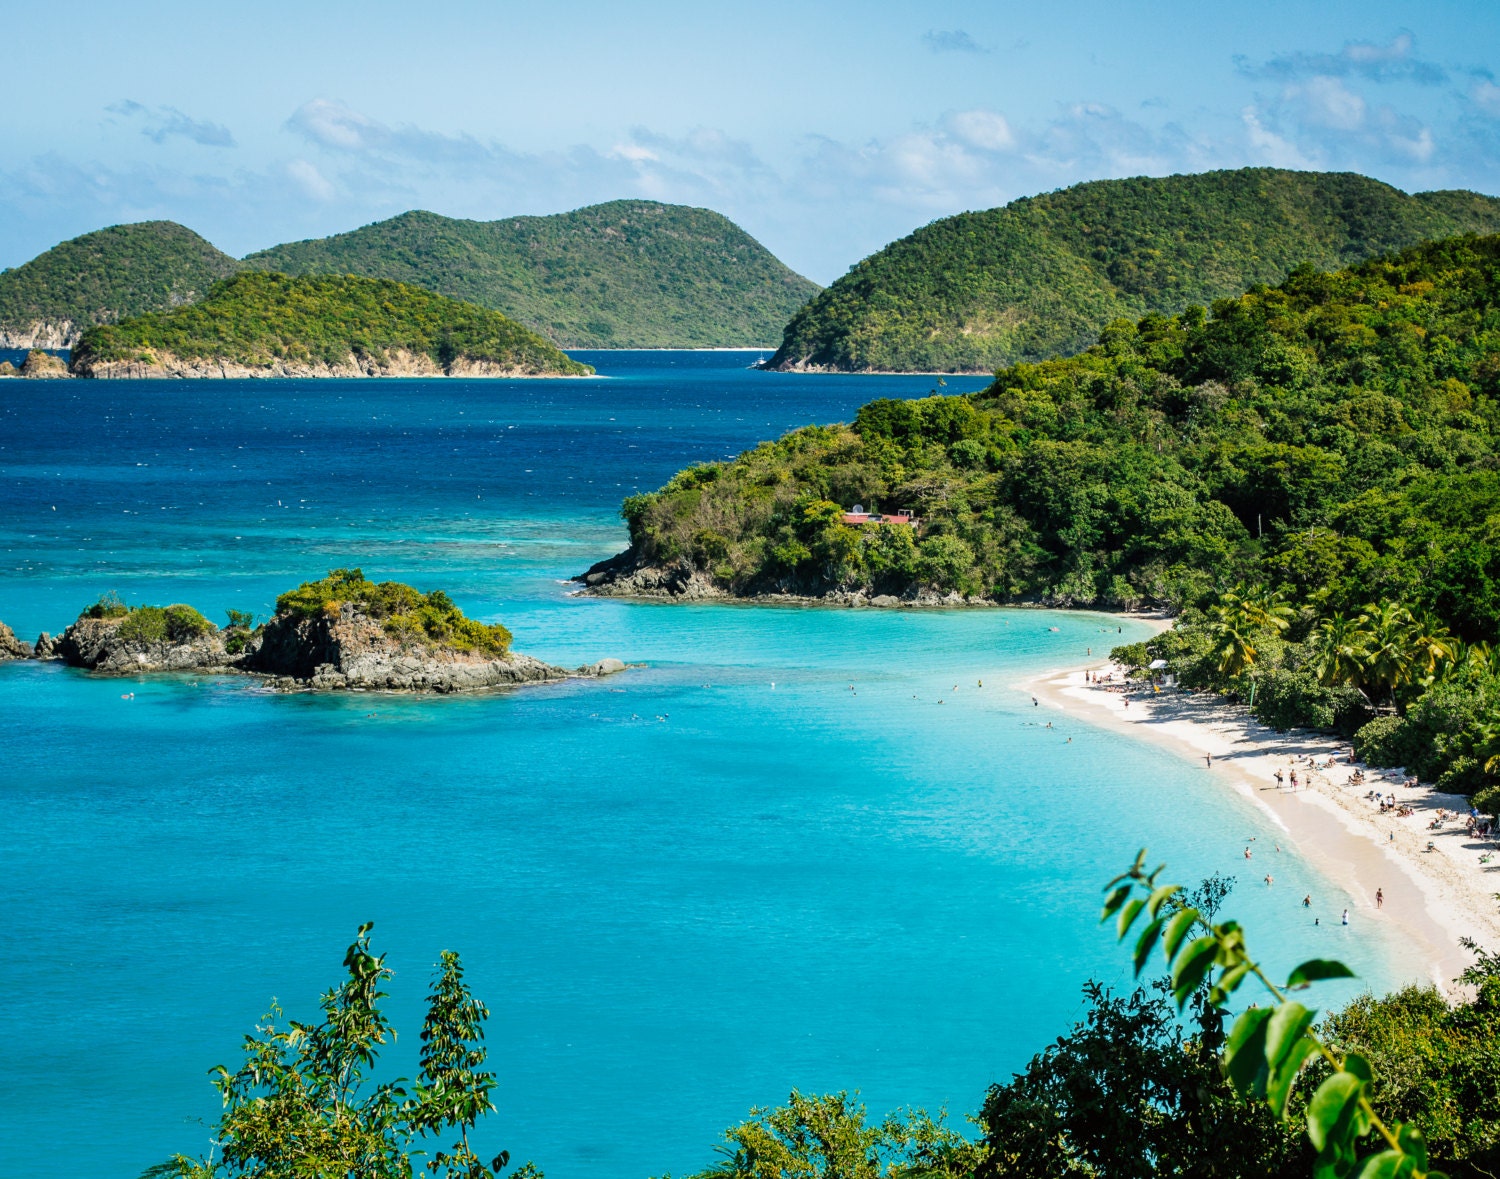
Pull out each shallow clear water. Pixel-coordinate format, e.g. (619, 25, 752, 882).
(0, 353, 1406, 1178)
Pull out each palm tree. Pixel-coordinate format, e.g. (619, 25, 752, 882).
(1237, 583, 1295, 635)
(1406, 610, 1458, 680)
(1310, 611, 1367, 687)
(1355, 601, 1419, 709)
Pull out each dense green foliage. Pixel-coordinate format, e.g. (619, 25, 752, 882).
(0, 222, 240, 340)
(276, 568, 513, 655)
(668, 1091, 976, 1179)
(153, 926, 534, 1179)
(82, 593, 214, 643)
(768, 169, 1500, 373)
(623, 233, 1500, 613)
(71, 272, 592, 375)
(245, 201, 819, 348)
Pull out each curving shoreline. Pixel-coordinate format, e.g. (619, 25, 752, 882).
(1026, 653, 1500, 994)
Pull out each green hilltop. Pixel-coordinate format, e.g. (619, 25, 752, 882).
(0, 221, 241, 345)
(70, 272, 592, 377)
(767, 168, 1500, 373)
(244, 200, 820, 348)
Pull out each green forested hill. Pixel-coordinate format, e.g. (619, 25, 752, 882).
(70, 272, 592, 376)
(614, 231, 1500, 624)
(768, 169, 1500, 373)
(244, 200, 819, 348)
(0, 222, 242, 344)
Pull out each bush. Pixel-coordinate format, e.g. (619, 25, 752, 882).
(115, 603, 213, 645)
(84, 591, 129, 620)
(1473, 782, 1500, 818)
(1354, 715, 1419, 769)
(1252, 669, 1337, 731)
(276, 569, 511, 656)
(1111, 641, 1151, 669)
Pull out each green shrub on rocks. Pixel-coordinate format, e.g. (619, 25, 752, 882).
(116, 604, 213, 644)
(275, 568, 512, 656)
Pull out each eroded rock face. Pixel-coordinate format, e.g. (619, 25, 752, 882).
(70, 348, 586, 380)
(578, 550, 729, 600)
(20, 349, 69, 379)
(0, 622, 32, 660)
(32, 632, 58, 659)
(244, 603, 571, 693)
(53, 616, 229, 674)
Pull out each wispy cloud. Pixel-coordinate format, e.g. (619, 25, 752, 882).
(922, 29, 987, 55)
(1237, 33, 1447, 86)
(107, 101, 235, 147)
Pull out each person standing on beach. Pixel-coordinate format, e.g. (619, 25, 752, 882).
(1376, 888, 1383, 909)
(1206, 753, 1213, 768)
(1275, 769, 1284, 787)
(1342, 909, 1349, 925)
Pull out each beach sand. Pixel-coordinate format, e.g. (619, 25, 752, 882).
(1026, 656, 1500, 993)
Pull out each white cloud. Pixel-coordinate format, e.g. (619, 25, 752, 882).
(1293, 76, 1367, 132)
(107, 100, 235, 148)
(1472, 78, 1500, 117)
(286, 159, 335, 201)
(944, 109, 1015, 152)
(1240, 33, 1447, 86)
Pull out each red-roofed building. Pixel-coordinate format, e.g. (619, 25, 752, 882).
(841, 505, 919, 527)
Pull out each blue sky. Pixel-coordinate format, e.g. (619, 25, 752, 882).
(2, 0, 1498, 283)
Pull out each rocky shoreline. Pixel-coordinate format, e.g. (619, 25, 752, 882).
(575, 548, 997, 608)
(70, 347, 591, 380)
(1, 607, 626, 694)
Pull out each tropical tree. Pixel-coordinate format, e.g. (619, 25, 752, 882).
(1310, 612, 1368, 688)
(152, 925, 525, 1179)
(1104, 851, 1446, 1179)
(1355, 602, 1420, 707)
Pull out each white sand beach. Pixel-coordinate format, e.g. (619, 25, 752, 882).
(1027, 657, 1500, 993)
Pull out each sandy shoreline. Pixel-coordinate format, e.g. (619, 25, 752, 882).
(1025, 649, 1500, 994)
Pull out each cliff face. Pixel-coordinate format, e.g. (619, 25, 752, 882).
(244, 603, 571, 692)
(69, 347, 580, 380)
(0, 622, 32, 660)
(0, 320, 78, 349)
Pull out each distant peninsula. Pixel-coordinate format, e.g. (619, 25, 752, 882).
(68, 272, 593, 379)
(0, 200, 818, 351)
(9, 569, 625, 693)
(766, 168, 1500, 374)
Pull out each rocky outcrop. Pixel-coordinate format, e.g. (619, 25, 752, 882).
(20, 349, 69, 378)
(70, 348, 586, 380)
(0, 320, 78, 350)
(0, 622, 32, 660)
(32, 631, 57, 659)
(576, 547, 994, 608)
(53, 615, 229, 673)
(243, 603, 575, 693)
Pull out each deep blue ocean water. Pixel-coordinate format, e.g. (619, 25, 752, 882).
(0, 352, 1407, 1178)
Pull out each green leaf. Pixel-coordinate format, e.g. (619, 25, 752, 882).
(1133, 917, 1165, 976)
(1344, 1051, 1374, 1084)
(1288, 958, 1357, 988)
(1162, 907, 1200, 963)
(1265, 1002, 1316, 1073)
(1116, 897, 1146, 940)
(1395, 1123, 1429, 1172)
(1266, 1036, 1319, 1119)
(1146, 883, 1181, 917)
(1209, 960, 1253, 1005)
(1100, 884, 1132, 922)
(1307, 1071, 1364, 1151)
(1171, 937, 1220, 1007)
(1223, 1007, 1274, 1096)
(1350, 1151, 1408, 1179)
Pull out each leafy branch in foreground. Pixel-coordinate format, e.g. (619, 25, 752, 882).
(1104, 851, 1441, 1179)
(151, 924, 533, 1179)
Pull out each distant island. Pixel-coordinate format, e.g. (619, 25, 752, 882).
(245, 200, 820, 348)
(0, 221, 240, 350)
(766, 168, 1500, 373)
(0, 200, 818, 351)
(68, 272, 593, 379)
(7, 569, 625, 692)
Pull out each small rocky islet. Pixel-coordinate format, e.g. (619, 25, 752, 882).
(1, 569, 625, 693)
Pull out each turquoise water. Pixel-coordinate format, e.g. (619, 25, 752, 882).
(0, 353, 1404, 1178)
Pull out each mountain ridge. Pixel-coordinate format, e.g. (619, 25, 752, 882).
(767, 168, 1500, 374)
